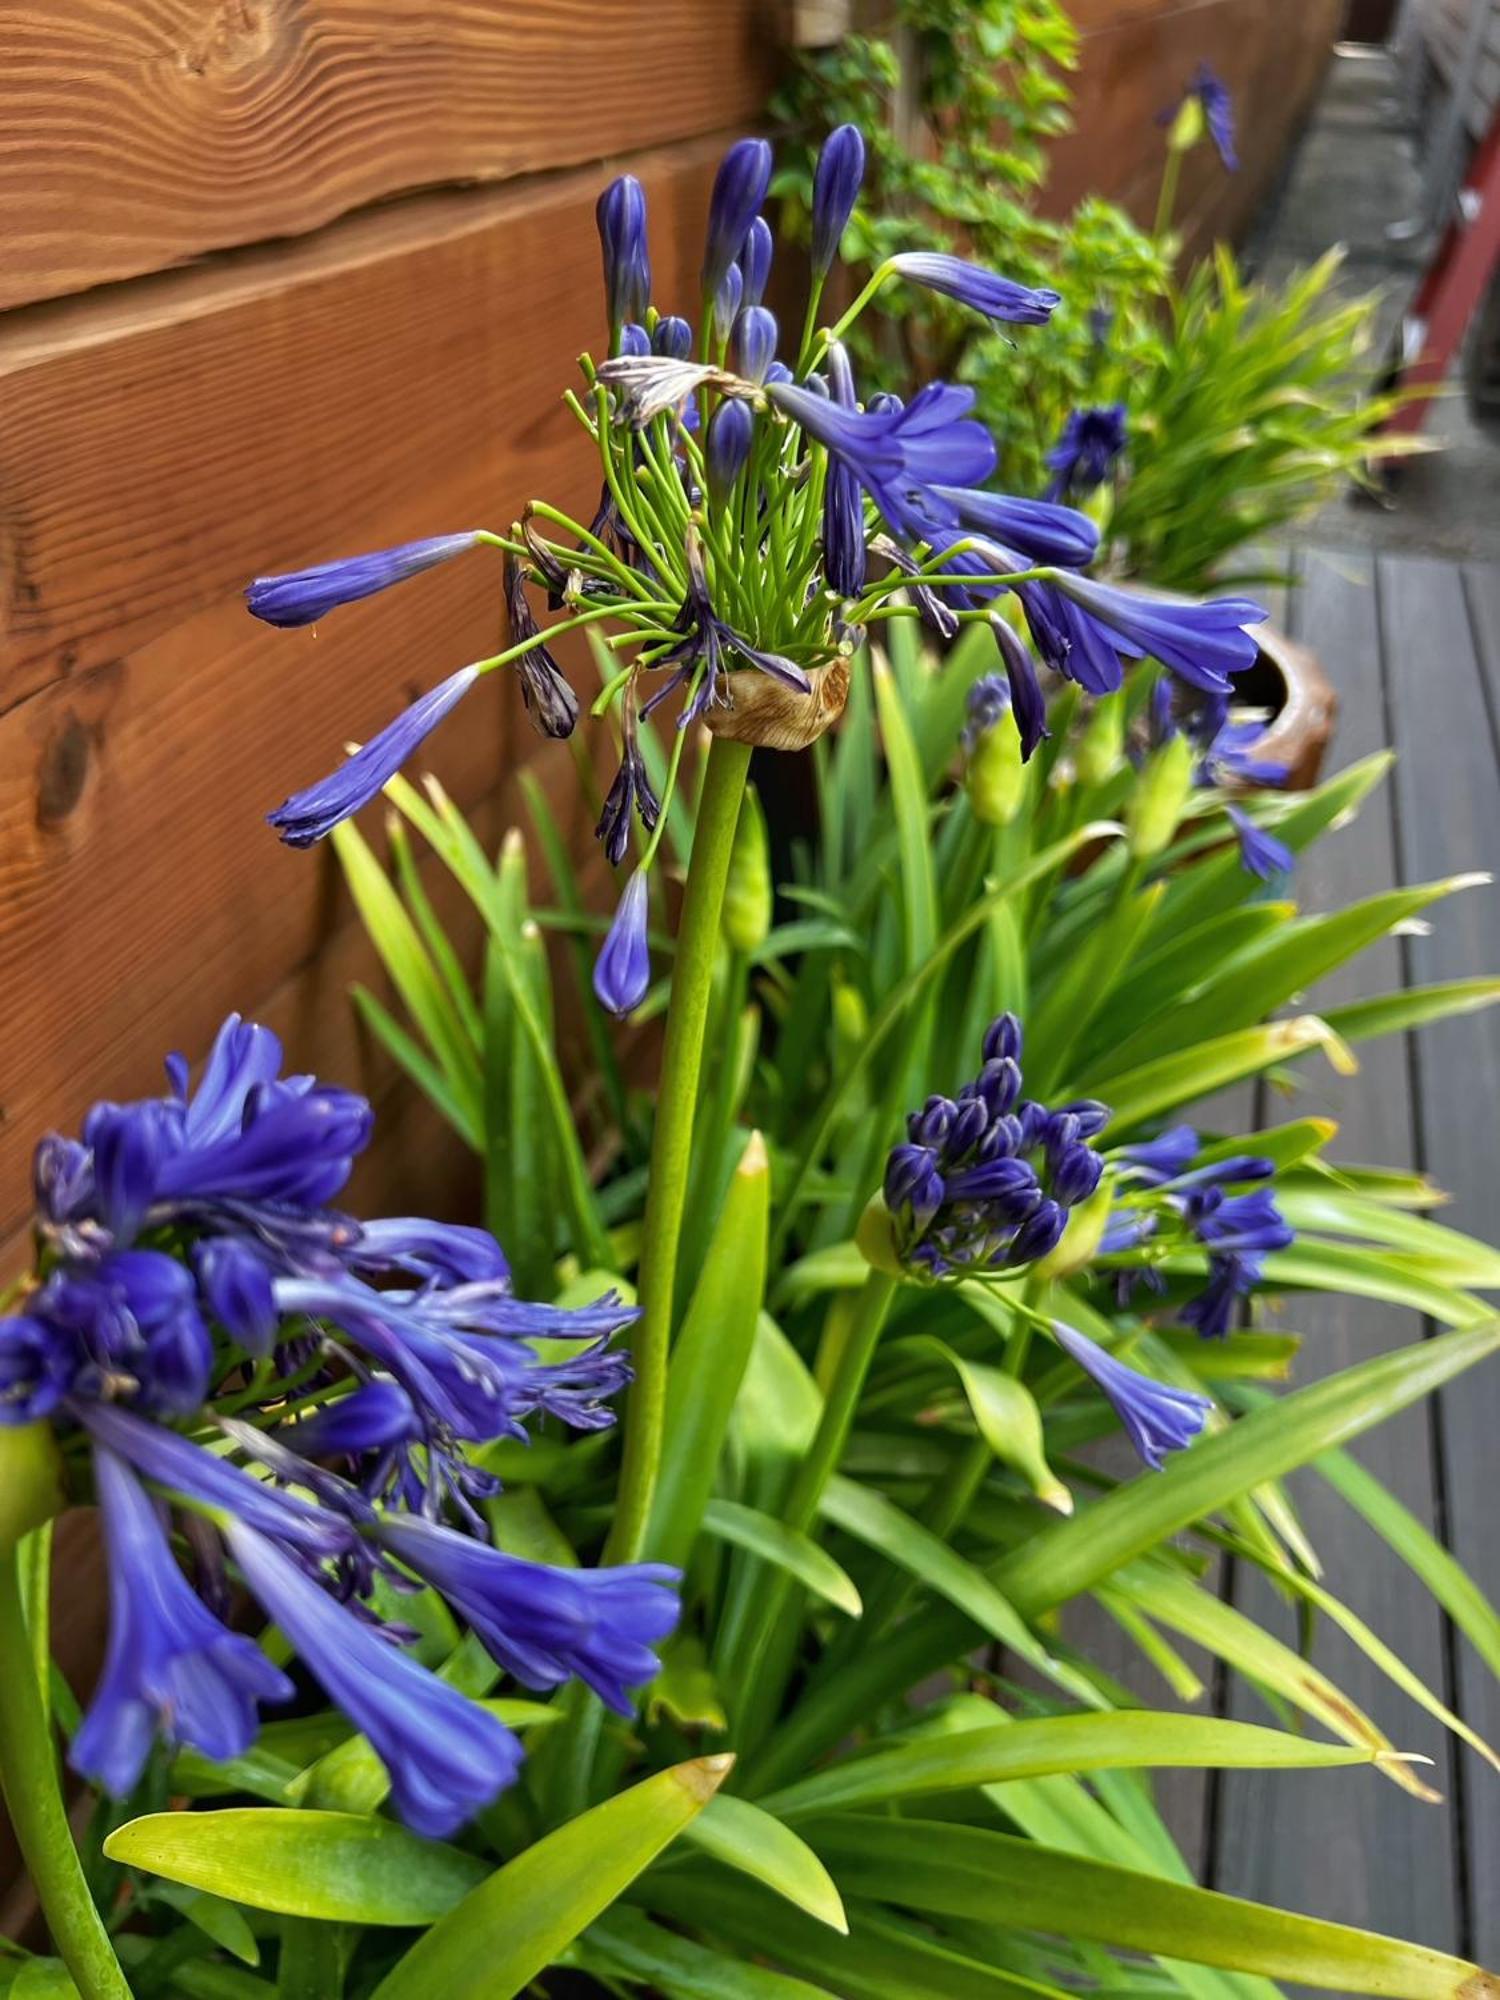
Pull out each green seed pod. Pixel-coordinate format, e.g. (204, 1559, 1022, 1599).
(1076, 693, 1125, 789)
(966, 704, 1026, 826)
(722, 785, 772, 955)
(1127, 729, 1194, 860)
(968, 1368, 1072, 1515)
(856, 1195, 904, 1277)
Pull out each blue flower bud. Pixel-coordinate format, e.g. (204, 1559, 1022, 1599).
(732, 306, 778, 385)
(594, 871, 651, 1017)
(596, 174, 652, 332)
(975, 1056, 1022, 1117)
(246, 533, 481, 629)
(983, 1014, 1022, 1063)
(764, 360, 794, 386)
(911, 1096, 956, 1148)
(741, 216, 774, 309)
(194, 1239, 277, 1355)
(1006, 1198, 1068, 1266)
(617, 321, 651, 357)
(705, 399, 754, 503)
(811, 124, 865, 277)
(941, 1098, 989, 1163)
(702, 139, 773, 301)
(712, 262, 743, 344)
(652, 315, 693, 360)
(888, 252, 1059, 326)
(1051, 1142, 1104, 1207)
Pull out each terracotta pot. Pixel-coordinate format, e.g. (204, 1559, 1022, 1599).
(1230, 622, 1337, 791)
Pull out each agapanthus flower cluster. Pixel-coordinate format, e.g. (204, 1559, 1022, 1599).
(0, 1017, 677, 1835)
(246, 127, 1266, 1016)
(879, 1015, 1211, 1470)
(1109, 1124, 1295, 1337)
(882, 1013, 1107, 1279)
(1148, 677, 1295, 879)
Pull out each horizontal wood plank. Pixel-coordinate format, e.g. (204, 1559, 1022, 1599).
(0, 0, 777, 308)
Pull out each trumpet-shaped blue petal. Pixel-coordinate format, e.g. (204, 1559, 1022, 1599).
(1050, 1320, 1211, 1470)
(378, 1514, 679, 1715)
(226, 1520, 523, 1836)
(73, 1448, 294, 1798)
(267, 666, 480, 846)
(246, 535, 479, 628)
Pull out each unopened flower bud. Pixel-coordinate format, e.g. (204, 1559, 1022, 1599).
(722, 785, 772, 954)
(1128, 730, 1194, 859)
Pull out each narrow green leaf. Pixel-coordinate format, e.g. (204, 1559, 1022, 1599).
(648, 1132, 770, 1568)
(872, 656, 938, 974)
(761, 1712, 1377, 1820)
(808, 1817, 1497, 1997)
(152, 1885, 260, 1967)
(577, 1910, 833, 1998)
(681, 1794, 847, 1932)
(103, 1811, 485, 1925)
(1320, 975, 1500, 1043)
(1092, 1016, 1354, 1133)
(371, 1756, 732, 2000)
(701, 1498, 861, 1618)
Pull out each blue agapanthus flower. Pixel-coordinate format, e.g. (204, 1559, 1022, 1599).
(246, 534, 481, 629)
(888, 252, 1060, 326)
(883, 1013, 1107, 1279)
(811, 124, 866, 279)
(1050, 1321, 1211, 1470)
(1045, 405, 1128, 502)
(0, 1016, 677, 1831)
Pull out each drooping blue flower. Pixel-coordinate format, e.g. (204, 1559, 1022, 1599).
(1196, 715, 1288, 790)
(1179, 61, 1238, 171)
(1037, 571, 1266, 694)
(505, 557, 582, 740)
(706, 398, 754, 501)
(931, 486, 1099, 570)
(1226, 803, 1295, 882)
(595, 869, 652, 1017)
(823, 341, 867, 598)
(225, 1518, 524, 1838)
(246, 535, 480, 629)
(702, 139, 773, 301)
(350, 1216, 511, 1287)
(378, 1514, 679, 1714)
(1176, 1174, 1294, 1338)
(811, 124, 866, 278)
(0, 1313, 74, 1423)
(73, 1448, 295, 1798)
(1050, 1320, 1211, 1470)
(741, 216, 774, 310)
(596, 174, 652, 335)
(888, 252, 1060, 326)
(267, 665, 480, 846)
(1045, 406, 1128, 502)
(1114, 1125, 1201, 1184)
(989, 613, 1049, 759)
(732, 306, 779, 385)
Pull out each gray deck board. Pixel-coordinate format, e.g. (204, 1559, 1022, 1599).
(1382, 554, 1500, 1965)
(1210, 550, 1462, 1959)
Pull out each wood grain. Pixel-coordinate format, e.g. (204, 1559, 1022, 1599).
(0, 0, 777, 309)
(0, 142, 719, 1248)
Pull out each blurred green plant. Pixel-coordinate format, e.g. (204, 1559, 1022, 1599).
(772, 0, 1413, 592)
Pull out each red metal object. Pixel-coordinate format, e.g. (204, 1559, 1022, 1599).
(1383, 100, 1500, 435)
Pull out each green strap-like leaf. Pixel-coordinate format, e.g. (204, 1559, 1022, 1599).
(102, 1810, 485, 1926)
(679, 1794, 847, 1932)
(806, 1817, 1499, 1997)
(576, 1909, 834, 1997)
(700, 1498, 861, 1618)
(760, 1711, 1382, 1820)
(371, 1757, 731, 2000)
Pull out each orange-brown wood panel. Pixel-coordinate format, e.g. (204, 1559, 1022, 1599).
(1046, 0, 1341, 252)
(0, 0, 779, 309)
(0, 140, 721, 1253)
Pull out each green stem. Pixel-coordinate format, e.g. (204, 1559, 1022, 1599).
(0, 1544, 130, 2000)
(604, 734, 754, 1566)
(723, 1267, 898, 1751)
(1154, 146, 1182, 244)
